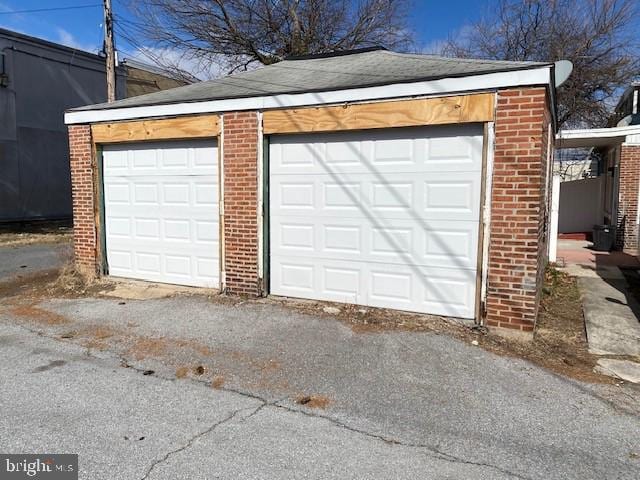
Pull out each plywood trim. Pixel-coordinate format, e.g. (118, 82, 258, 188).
(475, 123, 489, 324)
(263, 93, 495, 134)
(91, 115, 220, 143)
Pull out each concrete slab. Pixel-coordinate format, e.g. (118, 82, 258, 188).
(579, 277, 640, 356)
(562, 264, 625, 280)
(99, 279, 211, 300)
(596, 359, 640, 384)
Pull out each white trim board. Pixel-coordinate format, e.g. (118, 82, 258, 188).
(556, 125, 640, 148)
(65, 67, 553, 125)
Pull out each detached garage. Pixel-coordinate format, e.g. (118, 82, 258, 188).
(65, 47, 564, 337)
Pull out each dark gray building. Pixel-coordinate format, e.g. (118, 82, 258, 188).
(0, 28, 188, 222)
(0, 28, 126, 222)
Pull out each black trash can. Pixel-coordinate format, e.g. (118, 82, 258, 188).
(592, 224, 616, 251)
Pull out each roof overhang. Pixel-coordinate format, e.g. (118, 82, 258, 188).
(556, 125, 640, 149)
(64, 66, 554, 125)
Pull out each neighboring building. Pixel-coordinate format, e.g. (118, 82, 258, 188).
(553, 148, 598, 181)
(0, 28, 190, 223)
(607, 82, 640, 127)
(120, 58, 190, 98)
(64, 47, 563, 338)
(555, 81, 640, 251)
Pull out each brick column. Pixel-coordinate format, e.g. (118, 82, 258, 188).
(616, 144, 640, 252)
(222, 112, 260, 295)
(68, 125, 97, 277)
(486, 88, 550, 335)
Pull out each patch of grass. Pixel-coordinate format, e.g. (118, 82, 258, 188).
(527, 266, 606, 382)
(542, 264, 564, 296)
(0, 222, 72, 247)
(47, 263, 88, 296)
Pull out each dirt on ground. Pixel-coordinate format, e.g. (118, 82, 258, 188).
(263, 267, 610, 384)
(9, 304, 70, 325)
(0, 261, 610, 384)
(211, 375, 225, 389)
(295, 394, 332, 409)
(0, 265, 110, 301)
(0, 221, 72, 247)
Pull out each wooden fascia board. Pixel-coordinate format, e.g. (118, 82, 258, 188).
(91, 114, 220, 143)
(262, 93, 495, 135)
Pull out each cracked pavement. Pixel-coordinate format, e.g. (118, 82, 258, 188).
(1, 244, 640, 479)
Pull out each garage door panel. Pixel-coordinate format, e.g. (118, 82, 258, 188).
(270, 125, 483, 176)
(270, 172, 480, 221)
(270, 256, 476, 318)
(105, 176, 218, 207)
(106, 238, 219, 259)
(270, 126, 482, 318)
(103, 140, 219, 288)
(366, 263, 476, 317)
(271, 216, 477, 269)
(103, 141, 217, 177)
(108, 248, 219, 288)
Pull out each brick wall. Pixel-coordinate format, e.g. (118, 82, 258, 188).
(68, 125, 97, 276)
(222, 112, 260, 295)
(68, 93, 553, 332)
(616, 144, 640, 251)
(486, 88, 550, 333)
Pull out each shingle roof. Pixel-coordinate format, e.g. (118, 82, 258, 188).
(71, 47, 549, 111)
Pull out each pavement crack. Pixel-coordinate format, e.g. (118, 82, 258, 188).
(140, 404, 261, 480)
(270, 402, 532, 480)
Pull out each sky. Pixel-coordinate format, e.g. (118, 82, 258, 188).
(0, 0, 488, 76)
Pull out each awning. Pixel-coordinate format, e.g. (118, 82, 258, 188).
(556, 125, 640, 149)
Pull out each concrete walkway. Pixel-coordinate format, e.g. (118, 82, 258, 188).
(578, 274, 640, 356)
(558, 240, 640, 382)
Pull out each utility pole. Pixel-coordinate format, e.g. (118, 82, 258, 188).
(103, 0, 116, 102)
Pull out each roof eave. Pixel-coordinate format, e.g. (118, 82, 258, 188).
(65, 65, 554, 125)
(556, 125, 640, 148)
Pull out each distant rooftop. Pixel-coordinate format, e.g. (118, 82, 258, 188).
(120, 57, 195, 84)
(70, 47, 550, 112)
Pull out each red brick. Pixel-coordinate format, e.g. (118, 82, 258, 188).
(67, 125, 97, 276)
(223, 112, 260, 296)
(485, 87, 552, 332)
(616, 145, 640, 251)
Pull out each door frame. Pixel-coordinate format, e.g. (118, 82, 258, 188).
(92, 118, 222, 289)
(261, 134, 271, 295)
(262, 122, 492, 322)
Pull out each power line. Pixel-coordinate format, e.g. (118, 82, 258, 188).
(0, 4, 102, 15)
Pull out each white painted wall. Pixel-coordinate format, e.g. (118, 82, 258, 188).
(558, 177, 604, 233)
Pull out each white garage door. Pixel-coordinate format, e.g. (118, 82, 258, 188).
(269, 125, 483, 318)
(103, 140, 220, 288)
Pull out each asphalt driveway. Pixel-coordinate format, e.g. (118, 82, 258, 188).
(0, 243, 639, 479)
(0, 241, 70, 281)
